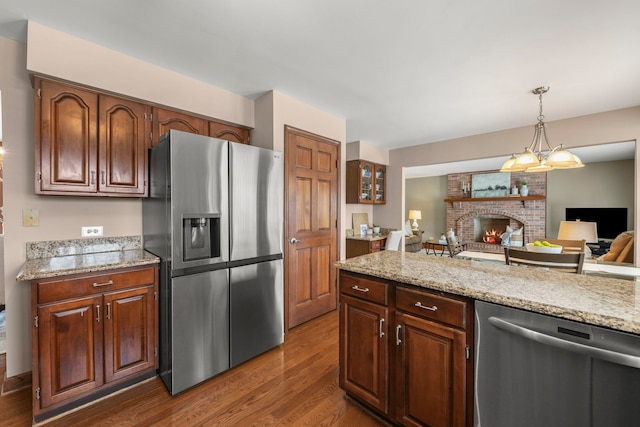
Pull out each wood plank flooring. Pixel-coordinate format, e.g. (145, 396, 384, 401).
(0, 310, 388, 426)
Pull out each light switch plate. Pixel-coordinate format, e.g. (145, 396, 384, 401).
(23, 209, 40, 227)
(82, 226, 103, 237)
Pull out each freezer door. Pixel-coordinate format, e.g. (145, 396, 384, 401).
(169, 269, 229, 395)
(168, 130, 229, 270)
(230, 260, 284, 367)
(229, 143, 283, 261)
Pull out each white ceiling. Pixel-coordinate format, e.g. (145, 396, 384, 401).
(1, 0, 639, 150)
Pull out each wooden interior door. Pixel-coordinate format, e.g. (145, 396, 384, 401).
(285, 126, 340, 329)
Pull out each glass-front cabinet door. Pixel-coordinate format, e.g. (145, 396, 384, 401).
(374, 165, 386, 204)
(360, 163, 373, 202)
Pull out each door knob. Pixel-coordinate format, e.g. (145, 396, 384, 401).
(289, 237, 301, 244)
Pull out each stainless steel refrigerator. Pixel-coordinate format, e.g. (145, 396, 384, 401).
(143, 130, 283, 395)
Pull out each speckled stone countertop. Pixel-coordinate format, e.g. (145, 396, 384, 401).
(16, 236, 159, 281)
(335, 251, 640, 335)
(346, 234, 387, 241)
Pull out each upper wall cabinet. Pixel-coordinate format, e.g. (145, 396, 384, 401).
(35, 78, 149, 197)
(346, 160, 386, 204)
(34, 77, 252, 197)
(151, 107, 206, 147)
(209, 121, 250, 145)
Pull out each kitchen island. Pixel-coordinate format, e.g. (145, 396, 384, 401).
(335, 251, 640, 427)
(335, 250, 640, 334)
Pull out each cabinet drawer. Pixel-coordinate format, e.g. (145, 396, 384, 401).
(340, 272, 388, 305)
(36, 266, 156, 305)
(396, 286, 468, 329)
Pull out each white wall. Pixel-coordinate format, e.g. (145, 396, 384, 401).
(405, 176, 448, 240)
(2, 27, 255, 376)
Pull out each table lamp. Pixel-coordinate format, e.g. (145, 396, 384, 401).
(409, 210, 422, 230)
(557, 220, 598, 258)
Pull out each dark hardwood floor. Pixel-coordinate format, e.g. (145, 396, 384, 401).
(1, 310, 387, 426)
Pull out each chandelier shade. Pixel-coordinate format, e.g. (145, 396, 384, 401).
(500, 86, 584, 173)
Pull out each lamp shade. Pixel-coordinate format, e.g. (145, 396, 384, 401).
(557, 220, 598, 243)
(408, 210, 422, 220)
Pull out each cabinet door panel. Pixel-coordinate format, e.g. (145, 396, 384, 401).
(38, 296, 103, 409)
(152, 107, 205, 146)
(103, 286, 156, 383)
(339, 294, 388, 414)
(99, 95, 149, 195)
(37, 79, 98, 193)
(209, 121, 250, 144)
(396, 312, 468, 427)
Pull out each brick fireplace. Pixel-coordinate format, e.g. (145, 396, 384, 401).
(446, 171, 546, 252)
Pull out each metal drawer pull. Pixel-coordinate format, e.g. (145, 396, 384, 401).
(106, 303, 111, 320)
(396, 324, 402, 345)
(101, 170, 106, 185)
(351, 285, 370, 293)
(379, 318, 385, 338)
(415, 302, 438, 311)
(90, 170, 96, 185)
(92, 280, 114, 288)
(96, 305, 101, 323)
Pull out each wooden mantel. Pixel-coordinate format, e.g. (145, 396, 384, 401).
(444, 195, 546, 203)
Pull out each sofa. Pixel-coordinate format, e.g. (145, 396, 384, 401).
(598, 230, 634, 264)
(405, 233, 423, 252)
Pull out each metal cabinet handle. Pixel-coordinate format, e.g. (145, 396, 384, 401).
(289, 237, 301, 244)
(106, 303, 111, 320)
(379, 318, 385, 338)
(90, 171, 96, 185)
(101, 170, 106, 185)
(96, 305, 101, 323)
(92, 280, 114, 288)
(415, 302, 438, 312)
(351, 285, 370, 293)
(396, 324, 402, 345)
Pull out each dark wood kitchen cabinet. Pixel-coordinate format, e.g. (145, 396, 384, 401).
(346, 160, 386, 204)
(394, 286, 473, 427)
(339, 272, 391, 416)
(31, 265, 158, 423)
(209, 120, 250, 145)
(151, 107, 206, 147)
(338, 271, 473, 427)
(35, 78, 149, 196)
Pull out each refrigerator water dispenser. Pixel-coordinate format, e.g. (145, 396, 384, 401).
(183, 215, 221, 261)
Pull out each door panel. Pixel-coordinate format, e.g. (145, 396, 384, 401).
(152, 107, 206, 147)
(38, 296, 103, 408)
(103, 286, 155, 383)
(37, 79, 98, 193)
(99, 95, 148, 195)
(285, 126, 339, 329)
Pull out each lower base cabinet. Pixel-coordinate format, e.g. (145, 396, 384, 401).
(31, 265, 159, 423)
(339, 271, 473, 427)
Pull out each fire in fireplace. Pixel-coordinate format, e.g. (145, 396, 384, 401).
(482, 229, 503, 244)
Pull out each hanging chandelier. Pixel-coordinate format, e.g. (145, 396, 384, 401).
(500, 86, 584, 173)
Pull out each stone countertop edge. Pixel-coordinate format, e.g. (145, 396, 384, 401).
(335, 251, 640, 335)
(17, 235, 159, 281)
(346, 234, 388, 241)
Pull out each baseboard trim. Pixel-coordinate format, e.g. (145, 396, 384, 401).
(2, 370, 32, 396)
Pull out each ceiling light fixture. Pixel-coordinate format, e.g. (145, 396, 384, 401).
(500, 86, 584, 173)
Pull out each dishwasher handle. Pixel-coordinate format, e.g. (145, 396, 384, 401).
(488, 316, 640, 369)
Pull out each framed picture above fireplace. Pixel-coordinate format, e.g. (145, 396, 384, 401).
(471, 172, 511, 198)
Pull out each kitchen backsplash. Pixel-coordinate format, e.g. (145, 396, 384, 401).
(26, 236, 142, 259)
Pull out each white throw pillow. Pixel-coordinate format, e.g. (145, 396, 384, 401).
(405, 220, 413, 236)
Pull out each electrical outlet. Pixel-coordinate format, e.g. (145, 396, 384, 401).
(82, 226, 103, 237)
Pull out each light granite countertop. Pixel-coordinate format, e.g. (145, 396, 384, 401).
(16, 236, 160, 281)
(346, 234, 388, 241)
(335, 251, 640, 335)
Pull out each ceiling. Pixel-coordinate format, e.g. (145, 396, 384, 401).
(1, 0, 639, 150)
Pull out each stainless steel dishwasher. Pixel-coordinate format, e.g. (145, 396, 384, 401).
(474, 301, 640, 427)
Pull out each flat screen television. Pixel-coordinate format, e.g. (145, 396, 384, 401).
(565, 208, 628, 241)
